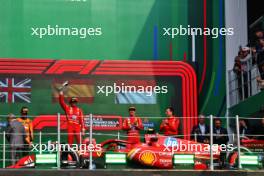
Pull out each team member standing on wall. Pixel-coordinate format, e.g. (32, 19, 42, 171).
(123, 107, 143, 149)
(59, 90, 85, 145)
(160, 107, 180, 137)
(17, 107, 33, 156)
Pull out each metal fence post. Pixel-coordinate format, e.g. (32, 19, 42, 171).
(57, 113, 61, 169)
(235, 115, 242, 169)
(234, 73, 239, 104)
(241, 71, 245, 100)
(89, 113, 93, 170)
(3, 131, 6, 168)
(209, 115, 214, 170)
(247, 60, 251, 97)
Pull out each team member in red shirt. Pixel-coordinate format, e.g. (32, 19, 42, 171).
(160, 107, 180, 136)
(59, 91, 85, 145)
(122, 107, 143, 148)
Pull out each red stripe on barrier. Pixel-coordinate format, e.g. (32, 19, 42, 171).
(95, 68, 190, 72)
(0, 70, 43, 74)
(101, 60, 185, 64)
(98, 65, 191, 68)
(0, 58, 53, 63)
(0, 62, 51, 66)
(0, 66, 47, 70)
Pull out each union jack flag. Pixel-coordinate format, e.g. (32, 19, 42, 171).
(0, 78, 31, 103)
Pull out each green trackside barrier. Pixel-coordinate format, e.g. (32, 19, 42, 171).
(35, 154, 57, 169)
(240, 154, 262, 170)
(104, 152, 127, 169)
(173, 154, 194, 169)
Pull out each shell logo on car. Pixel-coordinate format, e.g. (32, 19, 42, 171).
(139, 150, 157, 166)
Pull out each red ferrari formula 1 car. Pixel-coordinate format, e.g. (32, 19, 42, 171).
(100, 134, 220, 169)
(8, 133, 221, 169)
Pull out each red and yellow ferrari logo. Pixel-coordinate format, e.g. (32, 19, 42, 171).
(96, 151, 102, 157)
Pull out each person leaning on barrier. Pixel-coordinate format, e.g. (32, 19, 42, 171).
(159, 107, 180, 137)
(213, 118, 229, 145)
(17, 107, 33, 156)
(233, 47, 251, 99)
(239, 118, 251, 139)
(6, 114, 26, 165)
(256, 46, 264, 81)
(233, 53, 243, 98)
(191, 114, 209, 143)
(252, 117, 264, 140)
(213, 118, 229, 168)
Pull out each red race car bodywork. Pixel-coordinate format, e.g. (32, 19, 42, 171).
(9, 134, 221, 169)
(7, 155, 35, 169)
(101, 134, 220, 169)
